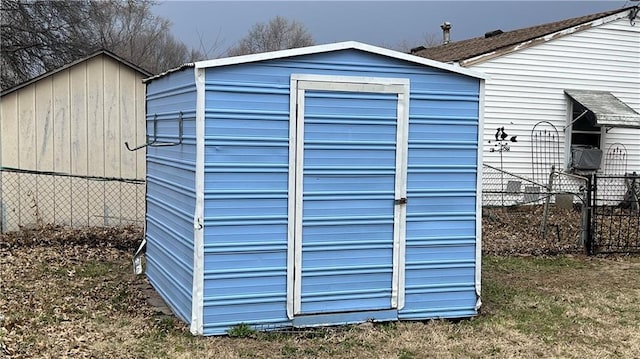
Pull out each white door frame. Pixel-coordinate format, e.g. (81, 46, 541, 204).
(286, 74, 410, 319)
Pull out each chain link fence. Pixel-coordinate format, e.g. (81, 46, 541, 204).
(1, 167, 145, 233)
(4, 163, 636, 254)
(482, 164, 588, 254)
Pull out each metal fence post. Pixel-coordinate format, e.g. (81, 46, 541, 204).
(540, 165, 555, 237)
(584, 174, 594, 255)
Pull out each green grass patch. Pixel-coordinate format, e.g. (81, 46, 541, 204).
(280, 343, 299, 357)
(109, 286, 131, 311)
(484, 255, 591, 274)
(398, 348, 416, 359)
(76, 261, 114, 278)
(37, 262, 69, 277)
(227, 323, 258, 338)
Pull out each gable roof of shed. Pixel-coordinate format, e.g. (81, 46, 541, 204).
(413, 6, 637, 66)
(144, 41, 488, 83)
(1, 49, 152, 97)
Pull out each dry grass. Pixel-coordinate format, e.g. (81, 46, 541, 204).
(2, 226, 640, 358)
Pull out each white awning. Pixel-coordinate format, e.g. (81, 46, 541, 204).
(565, 90, 640, 129)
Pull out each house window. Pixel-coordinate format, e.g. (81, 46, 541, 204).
(567, 98, 602, 171)
(570, 100, 600, 148)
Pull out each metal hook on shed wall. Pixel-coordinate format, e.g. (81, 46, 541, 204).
(125, 112, 184, 151)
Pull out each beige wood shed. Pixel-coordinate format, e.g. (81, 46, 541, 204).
(0, 50, 151, 231)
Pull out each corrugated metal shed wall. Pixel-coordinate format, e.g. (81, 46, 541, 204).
(0, 54, 146, 229)
(199, 49, 479, 335)
(145, 69, 198, 323)
(471, 17, 640, 180)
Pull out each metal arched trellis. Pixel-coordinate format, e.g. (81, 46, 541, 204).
(603, 142, 628, 175)
(531, 121, 562, 186)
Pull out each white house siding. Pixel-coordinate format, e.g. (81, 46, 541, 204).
(0, 54, 147, 230)
(469, 17, 640, 189)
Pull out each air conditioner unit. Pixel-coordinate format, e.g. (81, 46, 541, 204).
(571, 146, 602, 171)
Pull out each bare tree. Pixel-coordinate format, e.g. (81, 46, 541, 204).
(227, 16, 314, 56)
(382, 33, 441, 53)
(1, 0, 92, 89)
(87, 0, 205, 74)
(0, 0, 203, 90)
(194, 28, 225, 60)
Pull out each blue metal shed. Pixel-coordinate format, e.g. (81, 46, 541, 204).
(142, 41, 486, 336)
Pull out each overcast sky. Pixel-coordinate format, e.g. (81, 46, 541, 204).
(152, 1, 632, 57)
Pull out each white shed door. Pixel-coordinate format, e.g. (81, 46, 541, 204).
(287, 75, 409, 317)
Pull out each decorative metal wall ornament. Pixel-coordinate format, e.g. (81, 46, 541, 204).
(488, 126, 518, 153)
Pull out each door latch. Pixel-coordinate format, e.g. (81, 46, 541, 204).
(394, 198, 407, 205)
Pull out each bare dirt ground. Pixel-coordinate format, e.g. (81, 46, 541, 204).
(2, 225, 640, 358)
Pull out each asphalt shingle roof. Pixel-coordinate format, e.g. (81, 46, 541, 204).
(413, 7, 636, 64)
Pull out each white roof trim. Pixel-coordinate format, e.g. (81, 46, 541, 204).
(192, 41, 487, 80)
(3, 49, 152, 96)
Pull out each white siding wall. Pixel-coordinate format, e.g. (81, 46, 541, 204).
(471, 18, 640, 184)
(0, 54, 147, 230)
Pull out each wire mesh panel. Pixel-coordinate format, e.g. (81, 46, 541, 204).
(483, 163, 545, 207)
(531, 121, 562, 187)
(592, 173, 640, 254)
(0, 168, 145, 232)
(482, 164, 587, 254)
(0, 171, 17, 230)
(55, 175, 73, 226)
(71, 177, 90, 227)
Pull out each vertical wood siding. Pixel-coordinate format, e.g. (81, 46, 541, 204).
(0, 54, 147, 230)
